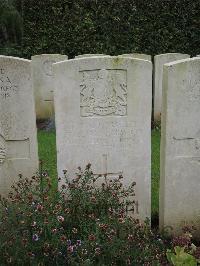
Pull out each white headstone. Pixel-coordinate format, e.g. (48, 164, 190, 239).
(54, 56, 152, 221)
(75, 54, 108, 58)
(154, 53, 190, 122)
(0, 56, 38, 196)
(160, 57, 200, 236)
(118, 53, 151, 61)
(31, 54, 68, 120)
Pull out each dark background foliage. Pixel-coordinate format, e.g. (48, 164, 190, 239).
(0, 0, 200, 58)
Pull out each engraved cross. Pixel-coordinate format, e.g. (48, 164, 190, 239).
(93, 154, 123, 178)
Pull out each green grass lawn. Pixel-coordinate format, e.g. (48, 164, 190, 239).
(37, 128, 161, 217)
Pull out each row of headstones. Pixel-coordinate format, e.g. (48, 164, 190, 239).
(32, 53, 194, 122)
(0, 55, 199, 237)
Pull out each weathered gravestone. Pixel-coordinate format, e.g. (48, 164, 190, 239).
(160, 57, 200, 237)
(118, 53, 151, 61)
(0, 56, 38, 196)
(54, 56, 152, 220)
(75, 54, 108, 58)
(154, 53, 190, 122)
(31, 54, 68, 120)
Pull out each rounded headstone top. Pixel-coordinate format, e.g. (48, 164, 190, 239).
(0, 55, 30, 63)
(154, 53, 190, 59)
(31, 54, 68, 59)
(75, 54, 109, 58)
(118, 53, 151, 61)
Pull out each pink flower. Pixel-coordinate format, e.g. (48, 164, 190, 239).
(67, 245, 74, 253)
(57, 215, 64, 222)
(32, 234, 39, 241)
(36, 203, 44, 211)
(31, 221, 37, 227)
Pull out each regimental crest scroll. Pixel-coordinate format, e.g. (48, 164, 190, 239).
(80, 69, 127, 117)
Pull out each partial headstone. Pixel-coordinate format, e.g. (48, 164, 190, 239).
(75, 54, 109, 59)
(154, 53, 190, 122)
(0, 56, 38, 196)
(54, 56, 152, 221)
(118, 53, 151, 61)
(160, 57, 200, 237)
(31, 54, 68, 120)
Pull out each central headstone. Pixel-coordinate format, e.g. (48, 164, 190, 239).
(0, 56, 38, 196)
(54, 56, 152, 220)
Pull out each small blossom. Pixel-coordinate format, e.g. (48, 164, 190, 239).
(52, 228, 57, 234)
(67, 239, 72, 246)
(27, 252, 35, 258)
(118, 217, 125, 223)
(57, 215, 64, 222)
(82, 248, 88, 255)
(72, 227, 78, 234)
(64, 208, 70, 214)
(128, 234, 134, 241)
(36, 203, 44, 211)
(90, 196, 97, 203)
(67, 245, 74, 253)
(77, 240, 81, 246)
(88, 213, 95, 220)
(88, 234, 96, 241)
(95, 247, 101, 255)
(31, 221, 37, 227)
(60, 235, 67, 242)
(32, 234, 39, 241)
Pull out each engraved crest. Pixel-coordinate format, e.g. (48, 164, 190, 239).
(0, 135, 6, 164)
(80, 69, 127, 117)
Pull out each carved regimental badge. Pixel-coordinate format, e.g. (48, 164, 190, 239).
(0, 135, 6, 164)
(80, 69, 127, 116)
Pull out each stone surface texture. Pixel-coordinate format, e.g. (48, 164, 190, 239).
(154, 53, 190, 121)
(160, 57, 200, 236)
(75, 54, 108, 58)
(31, 54, 68, 120)
(54, 56, 152, 221)
(118, 53, 151, 61)
(0, 56, 38, 195)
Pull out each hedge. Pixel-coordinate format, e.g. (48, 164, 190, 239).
(1, 0, 200, 58)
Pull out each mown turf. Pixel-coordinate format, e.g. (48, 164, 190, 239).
(37, 130, 57, 188)
(37, 129, 161, 216)
(151, 128, 161, 218)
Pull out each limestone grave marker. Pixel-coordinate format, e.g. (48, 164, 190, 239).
(160, 57, 200, 236)
(0, 56, 38, 196)
(54, 56, 152, 220)
(153, 53, 190, 121)
(31, 54, 68, 120)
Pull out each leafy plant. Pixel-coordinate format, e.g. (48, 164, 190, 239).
(167, 246, 198, 266)
(0, 163, 168, 265)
